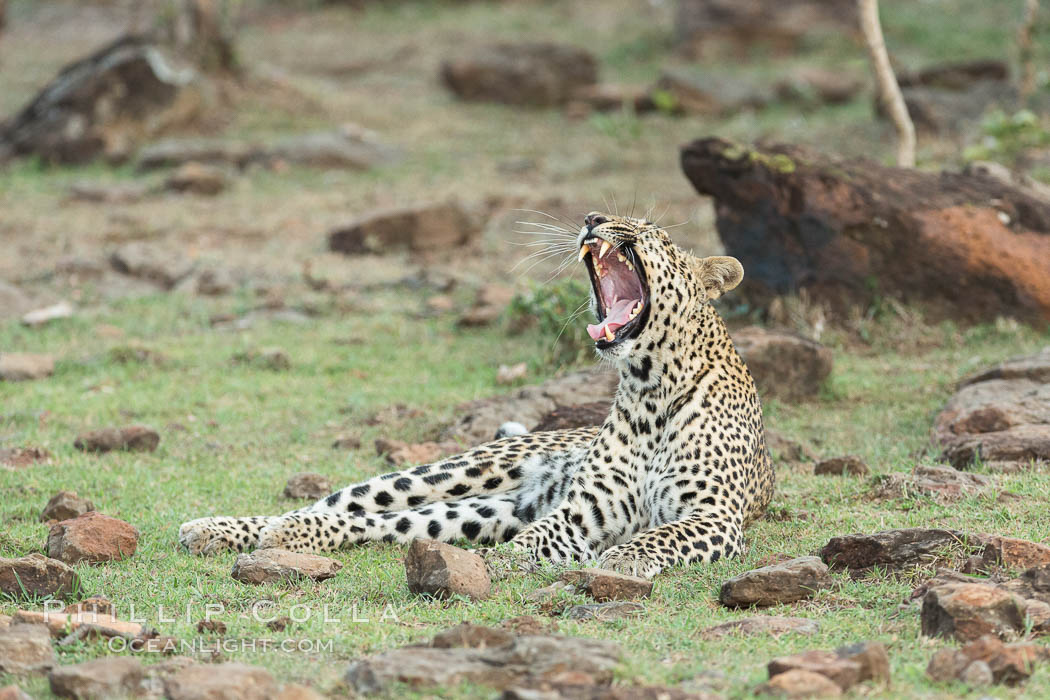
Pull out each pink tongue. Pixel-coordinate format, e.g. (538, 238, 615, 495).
(587, 298, 639, 341)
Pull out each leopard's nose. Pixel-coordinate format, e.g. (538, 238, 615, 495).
(584, 213, 608, 230)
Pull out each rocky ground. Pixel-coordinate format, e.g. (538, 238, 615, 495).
(2, 0, 1050, 698)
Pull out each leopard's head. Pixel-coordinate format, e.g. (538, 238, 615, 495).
(577, 211, 743, 361)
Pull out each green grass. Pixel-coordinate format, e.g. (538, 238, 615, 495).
(2, 289, 1049, 698)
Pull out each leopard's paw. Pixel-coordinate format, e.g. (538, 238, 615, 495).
(179, 517, 248, 556)
(596, 545, 663, 579)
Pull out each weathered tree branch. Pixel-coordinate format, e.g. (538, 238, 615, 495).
(858, 0, 916, 167)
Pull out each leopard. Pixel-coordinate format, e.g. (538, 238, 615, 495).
(178, 212, 775, 578)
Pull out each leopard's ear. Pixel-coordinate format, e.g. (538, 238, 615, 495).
(693, 256, 744, 300)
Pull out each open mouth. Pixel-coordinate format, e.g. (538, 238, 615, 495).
(579, 236, 650, 347)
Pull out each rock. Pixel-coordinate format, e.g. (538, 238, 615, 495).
(680, 138, 1050, 323)
(974, 534, 1050, 572)
(0, 353, 55, 381)
(533, 402, 610, 433)
(719, 556, 831, 607)
(432, 623, 515, 649)
(869, 464, 993, 503)
(231, 548, 342, 585)
(137, 137, 255, 170)
(231, 347, 291, 371)
(68, 182, 148, 204)
(266, 126, 401, 170)
(835, 642, 890, 684)
(0, 686, 32, 700)
(49, 657, 143, 699)
(814, 456, 868, 477)
(899, 59, 1009, 90)
(675, 0, 856, 56)
(767, 650, 862, 692)
(652, 70, 770, 116)
(921, 583, 1028, 641)
(820, 528, 971, 575)
(0, 280, 33, 320)
(0, 36, 200, 165)
(565, 602, 646, 621)
(375, 439, 461, 466)
(934, 349, 1050, 469)
(0, 624, 55, 674)
(194, 267, 235, 296)
(0, 446, 53, 470)
(164, 662, 277, 700)
(757, 669, 843, 697)
(0, 553, 80, 599)
(21, 301, 74, 327)
(74, 425, 160, 453)
(63, 596, 114, 616)
(272, 685, 326, 700)
(283, 473, 332, 500)
(926, 634, 1050, 686)
(731, 327, 832, 401)
(959, 659, 994, 686)
(560, 568, 653, 601)
(345, 626, 621, 693)
(47, 512, 139, 565)
(458, 284, 515, 327)
(526, 580, 574, 604)
(110, 242, 195, 289)
(568, 83, 654, 114)
(329, 201, 479, 255)
(701, 616, 819, 639)
(404, 539, 491, 600)
(497, 362, 528, 385)
(774, 67, 863, 106)
(41, 491, 95, 522)
(894, 80, 1015, 135)
(765, 431, 817, 463)
(441, 43, 598, 107)
(165, 161, 228, 195)
(446, 368, 618, 445)
(331, 435, 361, 450)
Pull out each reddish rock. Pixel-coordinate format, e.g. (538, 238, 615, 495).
(282, 472, 332, 500)
(934, 352, 1050, 469)
(73, 425, 159, 453)
(445, 368, 618, 445)
(560, 568, 653, 602)
(405, 539, 491, 600)
(0, 352, 55, 381)
(869, 465, 993, 503)
(926, 634, 1050, 686)
(757, 669, 843, 697)
(0, 623, 55, 674)
(719, 556, 831, 607)
(49, 657, 143, 699)
(701, 616, 819, 639)
(820, 528, 970, 575)
(164, 662, 277, 700)
(47, 512, 140, 565)
(680, 138, 1050, 323)
(41, 491, 95, 522)
(375, 438, 461, 467)
(767, 650, 862, 691)
(231, 548, 342, 585)
(329, 202, 479, 255)
(533, 401, 611, 432)
(814, 456, 868, 477)
(0, 686, 33, 700)
(731, 327, 832, 401)
(165, 161, 227, 195)
(974, 534, 1050, 572)
(835, 642, 891, 684)
(13, 609, 144, 640)
(441, 43, 598, 107)
(458, 284, 515, 327)
(921, 583, 1028, 641)
(0, 553, 80, 599)
(0, 446, 53, 469)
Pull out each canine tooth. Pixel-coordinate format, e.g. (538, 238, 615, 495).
(578, 246, 589, 262)
(604, 326, 615, 342)
(617, 254, 626, 262)
(599, 240, 612, 259)
(626, 261, 634, 271)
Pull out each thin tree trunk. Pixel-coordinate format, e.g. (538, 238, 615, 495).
(858, 0, 916, 168)
(1018, 0, 1040, 102)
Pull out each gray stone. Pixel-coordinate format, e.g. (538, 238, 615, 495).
(701, 616, 819, 639)
(720, 556, 832, 607)
(41, 491, 95, 522)
(0, 623, 55, 674)
(231, 548, 342, 585)
(49, 657, 143, 699)
(164, 662, 277, 700)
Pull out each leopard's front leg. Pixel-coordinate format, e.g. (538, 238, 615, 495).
(597, 514, 744, 579)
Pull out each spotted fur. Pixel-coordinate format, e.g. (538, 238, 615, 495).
(179, 213, 775, 578)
